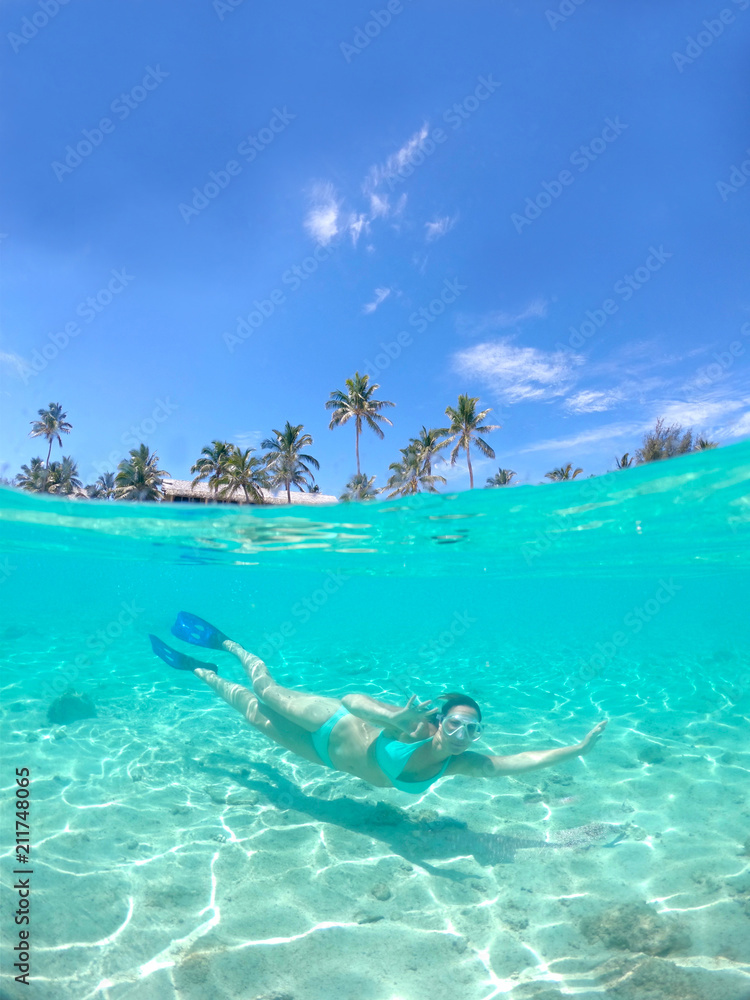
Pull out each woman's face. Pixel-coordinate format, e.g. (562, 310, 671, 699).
(437, 707, 481, 754)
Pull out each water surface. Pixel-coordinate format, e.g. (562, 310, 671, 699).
(1, 443, 749, 1000)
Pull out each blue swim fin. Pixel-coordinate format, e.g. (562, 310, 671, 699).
(170, 612, 229, 650)
(149, 634, 217, 673)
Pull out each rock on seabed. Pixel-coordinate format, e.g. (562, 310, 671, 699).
(580, 902, 691, 956)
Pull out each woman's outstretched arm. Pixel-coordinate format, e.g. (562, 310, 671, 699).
(342, 693, 435, 737)
(450, 721, 608, 777)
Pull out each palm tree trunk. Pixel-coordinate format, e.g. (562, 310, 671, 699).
(355, 416, 361, 475)
(467, 443, 474, 489)
(45, 438, 52, 469)
(286, 481, 291, 504)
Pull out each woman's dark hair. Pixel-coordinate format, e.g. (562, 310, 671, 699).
(435, 691, 482, 722)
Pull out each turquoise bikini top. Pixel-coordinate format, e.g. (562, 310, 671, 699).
(375, 732, 451, 794)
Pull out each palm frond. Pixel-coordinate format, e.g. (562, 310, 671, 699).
(473, 436, 496, 460)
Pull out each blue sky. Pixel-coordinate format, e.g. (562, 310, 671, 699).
(1, 0, 749, 493)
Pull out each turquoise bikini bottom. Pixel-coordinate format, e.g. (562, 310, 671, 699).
(310, 705, 349, 768)
(309, 706, 451, 794)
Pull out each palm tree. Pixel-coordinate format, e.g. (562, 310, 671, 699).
(29, 402, 72, 468)
(340, 472, 378, 502)
(86, 472, 117, 499)
(383, 444, 447, 497)
(115, 445, 169, 501)
(614, 453, 634, 470)
(409, 426, 450, 476)
(262, 422, 320, 503)
(16, 457, 50, 493)
(266, 453, 316, 501)
(47, 456, 83, 495)
(216, 448, 269, 503)
(444, 394, 500, 489)
(695, 436, 718, 450)
(545, 463, 583, 482)
(191, 440, 235, 495)
(485, 468, 516, 487)
(326, 372, 395, 475)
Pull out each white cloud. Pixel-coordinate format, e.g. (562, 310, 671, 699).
(564, 389, 624, 414)
(520, 421, 643, 454)
(563, 377, 666, 414)
(369, 193, 390, 219)
(457, 300, 548, 337)
(234, 430, 264, 451)
(0, 351, 27, 377)
(347, 212, 367, 246)
(454, 338, 581, 404)
(586, 340, 674, 379)
(303, 182, 340, 244)
(425, 215, 457, 242)
(526, 395, 750, 457)
(723, 409, 750, 438)
(412, 252, 429, 274)
(302, 131, 419, 251)
(614, 339, 663, 362)
(565, 389, 622, 413)
(362, 287, 391, 314)
(656, 396, 747, 427)
(497, 300, 548, 326)
(364, 124, 430, 193)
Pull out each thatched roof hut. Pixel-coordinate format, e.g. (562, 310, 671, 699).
(161, 479, 337, 505)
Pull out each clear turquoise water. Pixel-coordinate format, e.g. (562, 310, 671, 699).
(1, 443, 749, 1000)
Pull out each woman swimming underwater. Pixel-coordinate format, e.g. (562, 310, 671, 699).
(150, 613, 607, 794)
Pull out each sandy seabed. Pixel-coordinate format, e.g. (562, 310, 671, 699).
(1, 629, 749, 1000)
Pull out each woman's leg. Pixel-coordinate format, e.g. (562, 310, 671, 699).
(194, 668, 324, 765)
(219, 640, 341, 732)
